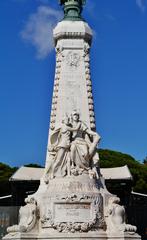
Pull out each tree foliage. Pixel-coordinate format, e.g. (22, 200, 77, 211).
(0, 163, 17, 182)
(143, 156, 147, 165)
(0, 162, 18, 197)
(99, 149, 147, 194)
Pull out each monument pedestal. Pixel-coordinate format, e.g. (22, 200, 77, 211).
(3, 176, 141, 240)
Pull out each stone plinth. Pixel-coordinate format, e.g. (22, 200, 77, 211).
(3, 176, 141, 240)
(3, 231, 141, 240)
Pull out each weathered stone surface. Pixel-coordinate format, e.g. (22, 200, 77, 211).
(3, 1, 142, 240)
(3, 232, 141, 240)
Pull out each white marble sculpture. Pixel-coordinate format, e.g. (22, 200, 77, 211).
(106, 197, 137, 234)
(43, 111, 100, 182)
(7, 197, 37, 234)
(3, 1, 141, 239)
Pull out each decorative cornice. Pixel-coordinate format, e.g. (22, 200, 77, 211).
(54, 31, 92, 45)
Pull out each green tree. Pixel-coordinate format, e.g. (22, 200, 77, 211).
(143, 156, 147, 165)
(0, 162, 18, 197)
(99, 149, 147, 194)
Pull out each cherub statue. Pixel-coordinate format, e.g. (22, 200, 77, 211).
(106, 197, 137, 234)
(7, 197, 37, 234)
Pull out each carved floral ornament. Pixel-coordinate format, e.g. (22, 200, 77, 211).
(66, 51, 81, 68)
(41, 194, 105, 233)
(56, 44, 64, 63)
(83, 42, 90, 57)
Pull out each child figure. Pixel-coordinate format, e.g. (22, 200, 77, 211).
(43, 115, 80, 182)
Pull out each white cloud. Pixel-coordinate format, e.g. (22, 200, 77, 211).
(21, 6, 62, 59)
(136, 0, 146, 12)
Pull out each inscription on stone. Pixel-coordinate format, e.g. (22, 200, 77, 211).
(54, 203, 91, 223)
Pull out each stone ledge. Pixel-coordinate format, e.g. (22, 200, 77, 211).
(3, 232, 141, 240)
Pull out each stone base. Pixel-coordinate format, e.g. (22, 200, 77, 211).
(2, 176, 142, 240)
(3, 232, 141, 240)
(106, 233, 141, 240)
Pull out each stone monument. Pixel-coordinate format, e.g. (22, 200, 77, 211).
(3, 1, 141, 239)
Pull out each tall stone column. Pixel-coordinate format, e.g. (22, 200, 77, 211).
(51, 20, 95, 130)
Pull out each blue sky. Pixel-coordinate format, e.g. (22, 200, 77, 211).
(0, 0, 147, 167)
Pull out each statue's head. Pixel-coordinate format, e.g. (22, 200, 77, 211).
(59, 0, 86, 21)
(72, 110, 80, 121)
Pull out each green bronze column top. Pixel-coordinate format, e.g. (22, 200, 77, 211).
(59, 0, 86, 21)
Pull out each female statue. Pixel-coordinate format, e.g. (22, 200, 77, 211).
(70, 111, 101, 175)
(43, 111, 100, 181)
